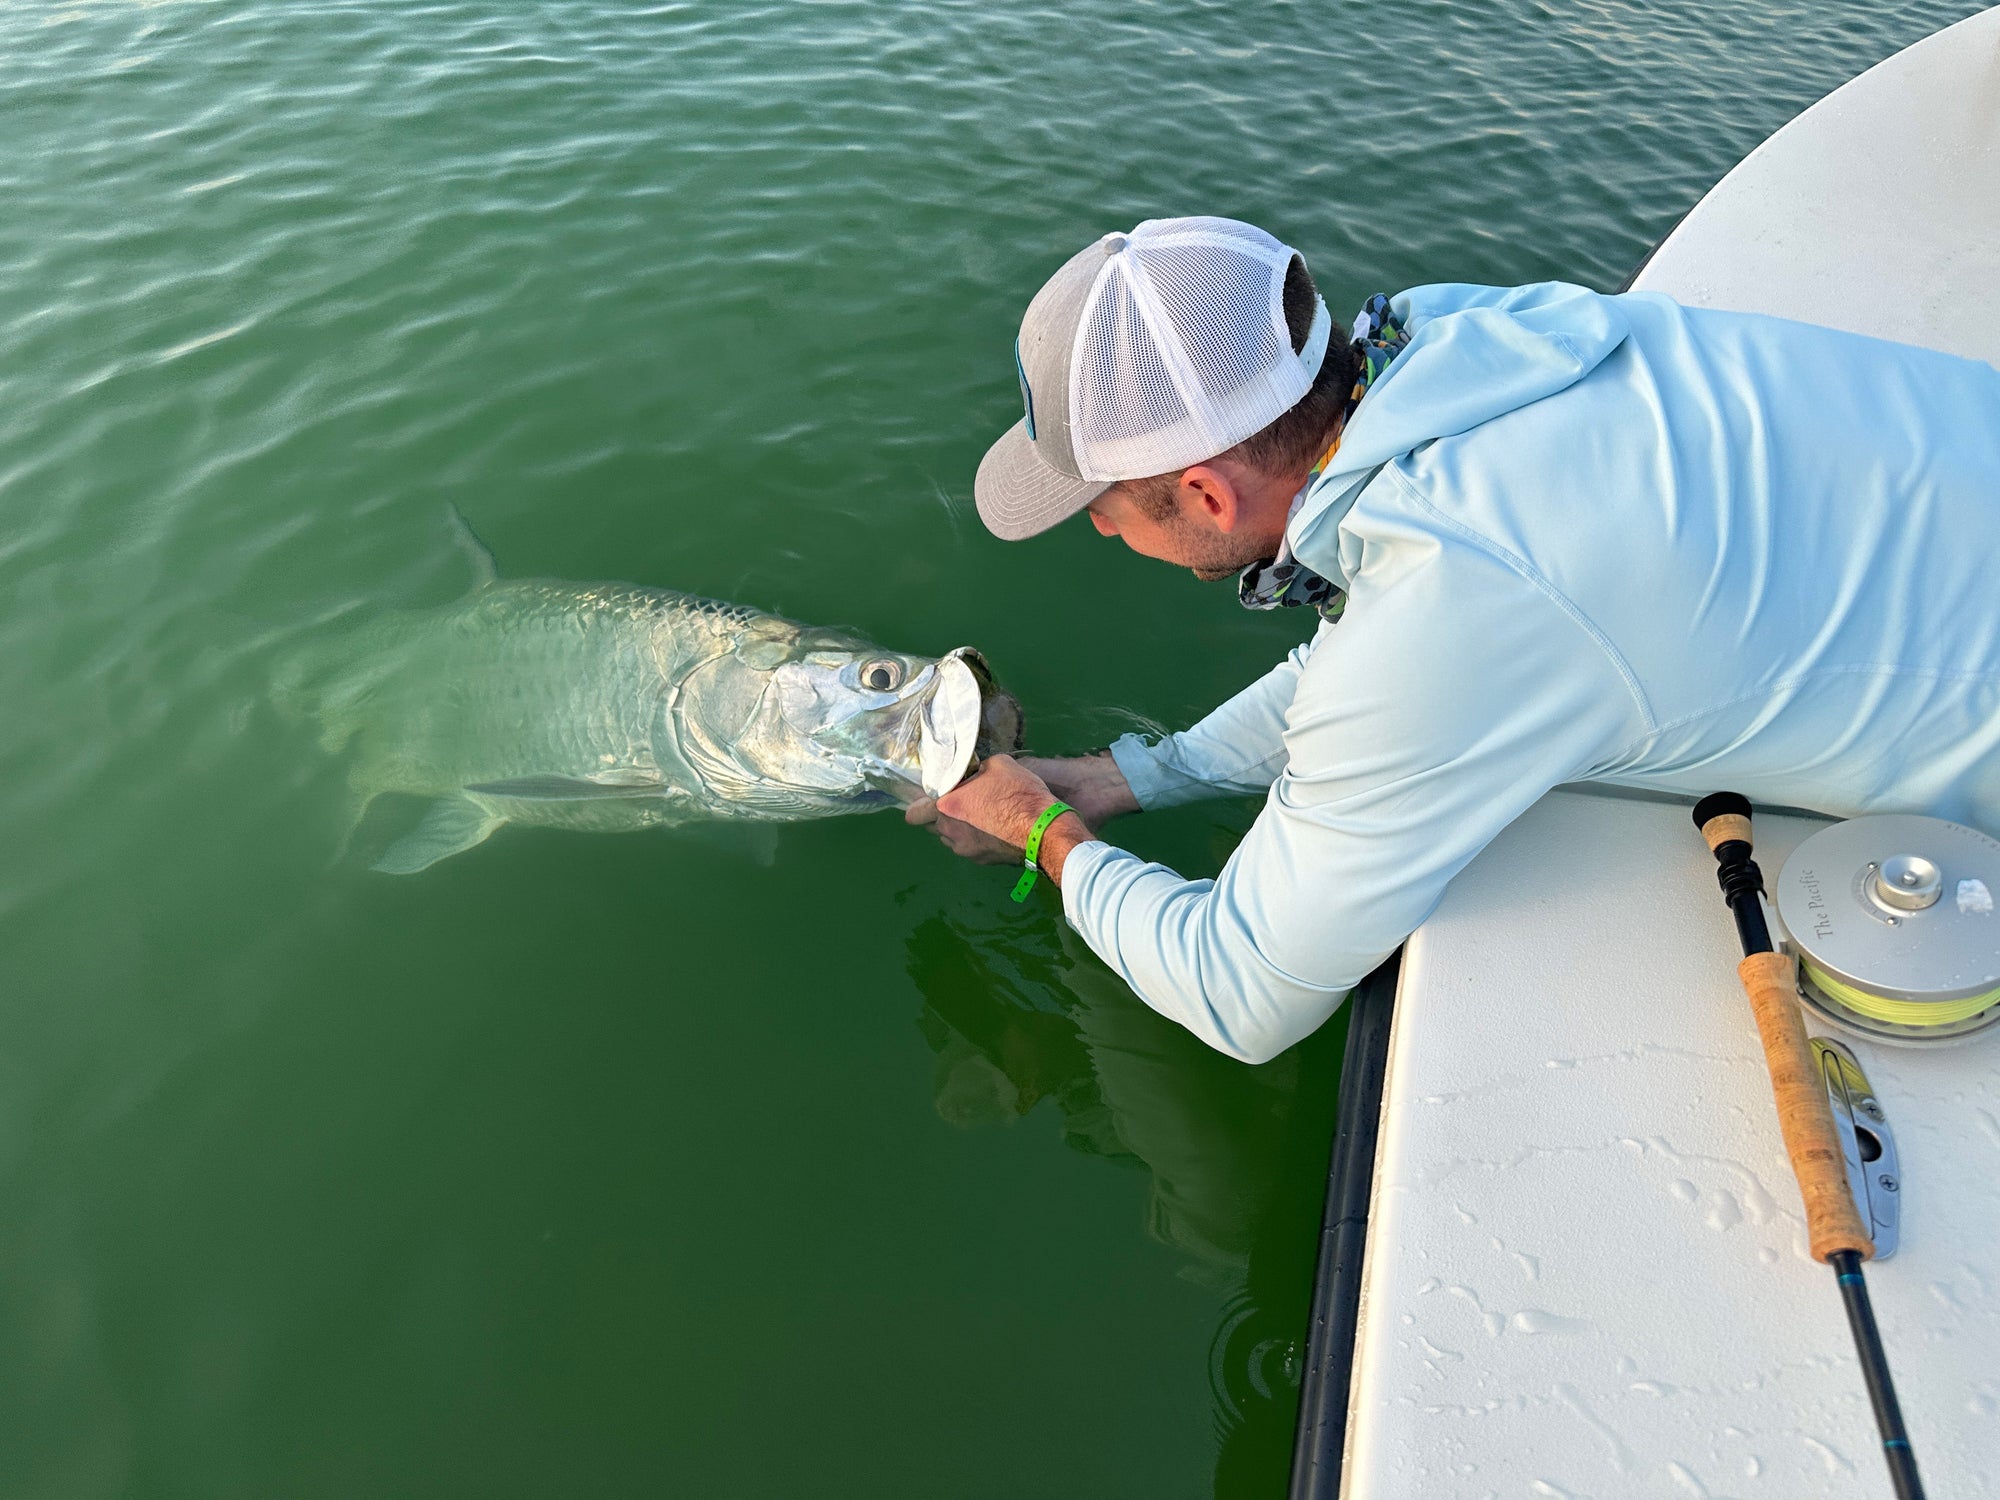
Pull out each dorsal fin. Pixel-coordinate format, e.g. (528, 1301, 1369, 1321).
(446, 504, 498, 590)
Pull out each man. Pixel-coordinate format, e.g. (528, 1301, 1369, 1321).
(911, 215, 2000, 1065)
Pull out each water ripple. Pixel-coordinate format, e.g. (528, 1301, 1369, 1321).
(0, 0, 1987, 1488)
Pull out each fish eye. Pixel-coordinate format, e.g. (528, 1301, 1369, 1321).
(860, 659, 902, 692)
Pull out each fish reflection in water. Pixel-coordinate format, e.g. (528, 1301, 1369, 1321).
(905, 905, 1342, 1489)
(275, 514, 1023, 871)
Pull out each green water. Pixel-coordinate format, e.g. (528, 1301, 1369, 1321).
(0, 1, 1982, 1494)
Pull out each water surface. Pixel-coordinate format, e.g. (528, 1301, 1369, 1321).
(0, 1, 1981, 1494)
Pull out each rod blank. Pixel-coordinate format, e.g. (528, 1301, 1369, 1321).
(1690, 792, 1923, 1500)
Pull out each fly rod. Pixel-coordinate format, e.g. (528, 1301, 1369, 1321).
(1691, 792, 1923, 1500)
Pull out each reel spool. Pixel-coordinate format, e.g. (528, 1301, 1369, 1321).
(1772, 813, 2000, 1046)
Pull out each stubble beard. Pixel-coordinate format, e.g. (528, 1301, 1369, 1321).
(1179, 523, 1286, 584)
(1129, 477, 1293, 583)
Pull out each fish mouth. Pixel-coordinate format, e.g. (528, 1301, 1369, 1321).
(957, 649, 1025, 759)
(915, 648, 1025, 799)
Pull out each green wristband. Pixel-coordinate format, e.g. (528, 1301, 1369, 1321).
(1009, 802, 1075, 903)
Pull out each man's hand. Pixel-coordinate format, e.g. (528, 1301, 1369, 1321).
(1031, 749, 1140, 829)
(905, 751, 1124, 883)
(904, 794, 1022, 865)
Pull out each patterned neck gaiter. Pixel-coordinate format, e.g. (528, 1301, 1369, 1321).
(1237, 294, 1412, 623)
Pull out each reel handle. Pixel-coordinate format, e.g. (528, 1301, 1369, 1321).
(1693, 795, 1874, 1263)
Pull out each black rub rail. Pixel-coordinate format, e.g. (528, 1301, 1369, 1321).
(1286, 955, 1399, 1500)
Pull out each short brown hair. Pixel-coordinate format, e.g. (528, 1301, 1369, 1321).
(1123, 255, 1357, 519)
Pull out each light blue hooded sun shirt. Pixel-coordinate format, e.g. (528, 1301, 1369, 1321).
(1059, 281, 2000, 1065)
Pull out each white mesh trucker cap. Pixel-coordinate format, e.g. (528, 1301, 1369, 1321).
(975, 216, 1332, 541)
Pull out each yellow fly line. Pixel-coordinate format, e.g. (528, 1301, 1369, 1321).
(1802, 958, 2000, 1029)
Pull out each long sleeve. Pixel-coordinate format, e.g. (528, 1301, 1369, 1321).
(1063, 521, 1648, 1064)
(1108, 621, 1335, 810)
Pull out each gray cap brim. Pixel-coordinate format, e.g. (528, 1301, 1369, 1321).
(974, 421, 1110, 541)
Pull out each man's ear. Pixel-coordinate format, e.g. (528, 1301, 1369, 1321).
(1178, 465, 1241, 532)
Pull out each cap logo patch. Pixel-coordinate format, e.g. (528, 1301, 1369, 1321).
(1014, 339, 1037, 441)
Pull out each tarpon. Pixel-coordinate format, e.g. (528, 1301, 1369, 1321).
(278, 518, 1024, 872)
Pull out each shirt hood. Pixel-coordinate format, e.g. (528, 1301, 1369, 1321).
(1290, 281, 1632, 581)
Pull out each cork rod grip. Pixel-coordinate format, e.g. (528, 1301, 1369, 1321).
(1737, 950, 1874, 1262)
(1701, 813, 1753, 852)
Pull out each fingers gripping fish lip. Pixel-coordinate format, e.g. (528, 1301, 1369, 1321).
(964, 651, 1026, 761)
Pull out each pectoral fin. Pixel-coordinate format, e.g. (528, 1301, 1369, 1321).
(463, 774, 665, 801)
(372, 796, 503, 874)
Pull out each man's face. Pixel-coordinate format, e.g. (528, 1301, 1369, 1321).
(1085, 478, 1288, 583)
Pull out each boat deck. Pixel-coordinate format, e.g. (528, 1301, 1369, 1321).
(1344, 792, 1999, 1495)
(1331, 9, 2000, 1495)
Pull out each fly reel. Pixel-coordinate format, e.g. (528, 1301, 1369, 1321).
(1772, 813, 2000, 1046)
